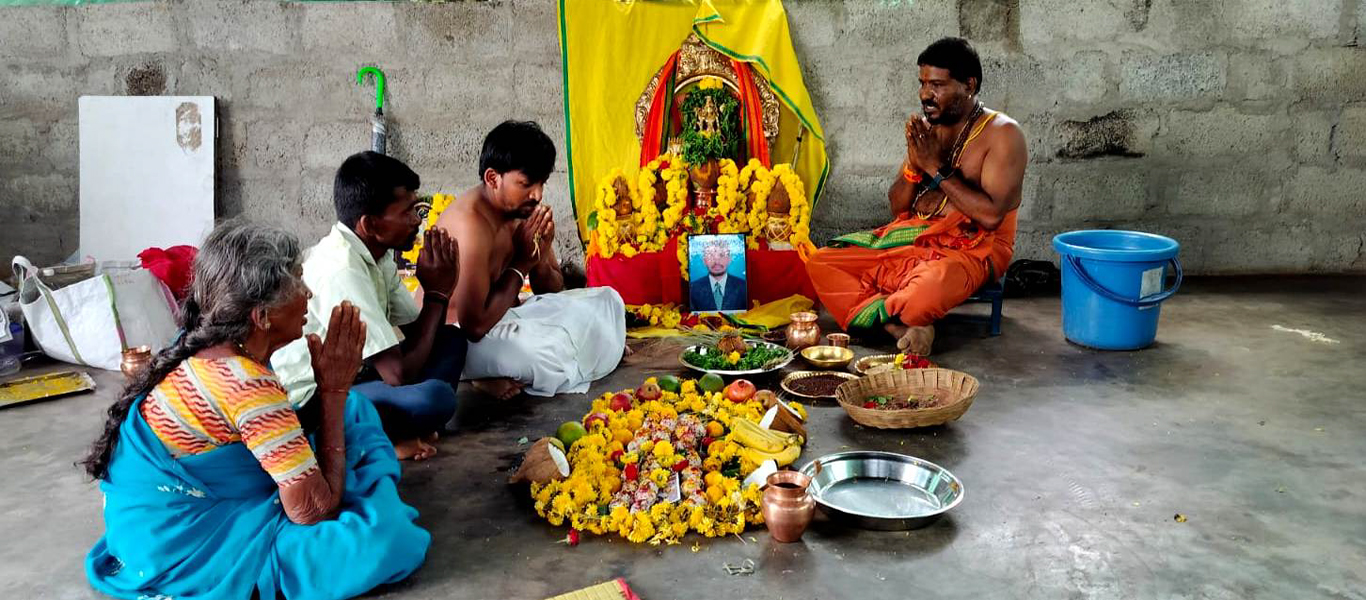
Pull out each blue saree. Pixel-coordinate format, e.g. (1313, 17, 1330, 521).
(86, 392, 430, 600)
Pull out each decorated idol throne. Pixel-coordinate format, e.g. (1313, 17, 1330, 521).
(585, 33, 817, 308)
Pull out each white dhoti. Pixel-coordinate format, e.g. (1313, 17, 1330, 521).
(463, 287, 626, 397)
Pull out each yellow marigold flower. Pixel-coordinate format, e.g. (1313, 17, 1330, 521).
(703, 456, 723, 472)
(704, 471, 724, 488)
(705, 485, 724, 504)
(652, 441, 675, 461)
(622, 451, 639, 464)
(650, 468, 671, 487)
(640, 440, 655, 454)
(644, 376, 658, 385)
(681, 379, 697, 394)
(650, 501, 673, 522)
(726, 351, 741, 364)
(627, 516, 655, 543)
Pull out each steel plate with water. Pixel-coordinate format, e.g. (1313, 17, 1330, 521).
(799, 451, 963, 530)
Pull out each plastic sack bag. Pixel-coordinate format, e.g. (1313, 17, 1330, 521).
(12, 256, 178, 371)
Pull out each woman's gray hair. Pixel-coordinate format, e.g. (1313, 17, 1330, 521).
(191, 219, 304, 334)
(82, 218, 304, 481)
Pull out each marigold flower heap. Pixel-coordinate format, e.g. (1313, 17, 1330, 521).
(531, 377, 806, 545)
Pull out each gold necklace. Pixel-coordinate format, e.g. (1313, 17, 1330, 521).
(914, 102, 983, 220)
(236, 343, 265, 365)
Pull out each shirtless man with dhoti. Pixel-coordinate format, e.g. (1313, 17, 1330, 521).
(430, 120, 626, 398)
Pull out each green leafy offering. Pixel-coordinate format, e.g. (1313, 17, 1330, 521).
(683, 344, 790, 371)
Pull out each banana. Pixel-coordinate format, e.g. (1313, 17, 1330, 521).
(741, 443, 801, 468)
(730, 419, 803, 451)
(747, 418, 805, 447)
(728, 420, 786, 453)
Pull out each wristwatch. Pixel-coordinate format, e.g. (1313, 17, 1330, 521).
(924, 167, 953, 191)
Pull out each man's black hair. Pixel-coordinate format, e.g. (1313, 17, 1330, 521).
(917, 37, 984, 92)
(479, 120, 556, 184)
(333, 151, 420, 229)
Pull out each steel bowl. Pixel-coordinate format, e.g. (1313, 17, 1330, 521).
(850, 353, 937, 375)
(850, 354, 898, 375)
(799, 451, 963, 530)
(800, 345, 855, 370)
(679, 340, 794, 377)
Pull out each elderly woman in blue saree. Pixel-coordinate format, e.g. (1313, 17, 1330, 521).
(81, 221, 429, 600)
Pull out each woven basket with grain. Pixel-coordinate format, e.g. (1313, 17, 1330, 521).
(835, 368, 980, 429)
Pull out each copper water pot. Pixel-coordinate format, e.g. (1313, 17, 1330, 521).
(784, 311, 821, 351)
(762, 470, 815, 543)
(120, 345, 152, 381)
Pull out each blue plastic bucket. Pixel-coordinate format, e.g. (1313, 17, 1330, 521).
(1052, 230, 1182, 350)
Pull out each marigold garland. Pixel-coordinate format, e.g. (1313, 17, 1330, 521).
(591, 169, 627, 259)
(586, 157, 812, 262)
(772, 164, 812, 251)
(626, 303, 683, 329)
(530, 377, 783, 545)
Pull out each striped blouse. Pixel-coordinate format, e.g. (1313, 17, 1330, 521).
(140, 356, 319, 486)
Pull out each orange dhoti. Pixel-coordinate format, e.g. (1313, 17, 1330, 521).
(807, 210, 1017, 330)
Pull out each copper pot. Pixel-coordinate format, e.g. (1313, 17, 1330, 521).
(785, 311, 821, 351)
(762, 470, 815, 543)
(120, 345, 152, 381)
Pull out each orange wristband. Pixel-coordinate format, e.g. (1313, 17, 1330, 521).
(901, 164, 922, 184)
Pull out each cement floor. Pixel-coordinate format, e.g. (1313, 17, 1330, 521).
(2, 277, 1363, 600)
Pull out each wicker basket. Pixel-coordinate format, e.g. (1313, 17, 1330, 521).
(835, 368, 979, 429)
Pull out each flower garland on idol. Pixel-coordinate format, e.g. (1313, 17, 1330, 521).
(741, 160, 775, 249)
(587, 158, 812, 259)
(589, 169, 626, 258)
(772, 163, 812, 251)
(529, 377, 808, 545)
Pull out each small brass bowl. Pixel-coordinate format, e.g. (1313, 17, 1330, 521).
(800, 345, 855, 370)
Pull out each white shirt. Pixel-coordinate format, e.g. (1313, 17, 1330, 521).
(272, 223, 420, 407)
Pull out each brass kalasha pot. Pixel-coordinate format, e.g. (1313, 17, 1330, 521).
(785, 311, 821, 351)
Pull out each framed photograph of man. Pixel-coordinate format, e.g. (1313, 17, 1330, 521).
(687, 234, 748, 314)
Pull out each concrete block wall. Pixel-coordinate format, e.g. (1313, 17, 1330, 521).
(2, 0, 1364, 274)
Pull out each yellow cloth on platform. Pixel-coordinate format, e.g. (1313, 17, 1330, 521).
(735, 294, 813, 329)
(558, 0, 828, 243)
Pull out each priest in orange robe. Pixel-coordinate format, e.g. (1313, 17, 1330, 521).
(806, 38, 1028, 355)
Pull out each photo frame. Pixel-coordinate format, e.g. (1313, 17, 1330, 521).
(687, 234, 748, 314)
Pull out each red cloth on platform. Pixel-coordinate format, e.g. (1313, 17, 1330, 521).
(138, 245, 198, 300)
(586, 238, 684, 306)
(746, 247, 817, 305)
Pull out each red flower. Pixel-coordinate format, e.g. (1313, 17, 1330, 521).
(567, 529, 580, 547)
(672, 459, 689, 472)
(863, 401, 877, 409)
(610, 449, 625, 463)
(624, 463, 639, 481)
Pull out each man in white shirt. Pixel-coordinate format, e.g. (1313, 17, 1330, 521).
(273, 152, 463, 460)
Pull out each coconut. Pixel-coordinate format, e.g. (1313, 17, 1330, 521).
(766, 181, 791, 214)
(717, 334, 748, 355)
(508, 437, 571, 484)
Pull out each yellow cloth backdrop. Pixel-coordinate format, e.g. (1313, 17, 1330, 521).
(558, 0, 829, 243)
